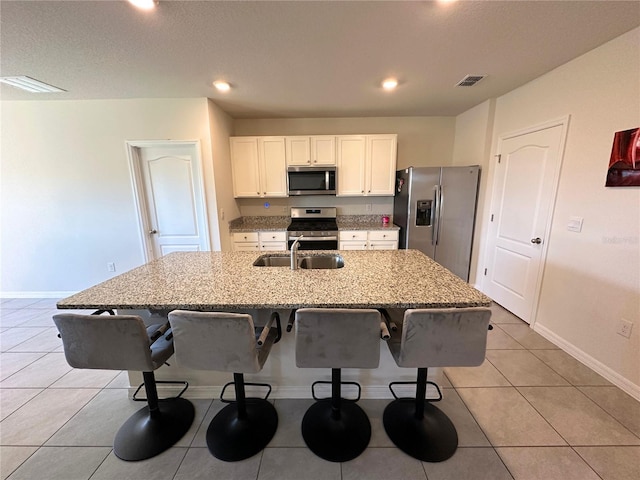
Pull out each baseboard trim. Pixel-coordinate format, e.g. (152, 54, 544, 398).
(1, 291, 76, 299)
(534, 323, 640, 401)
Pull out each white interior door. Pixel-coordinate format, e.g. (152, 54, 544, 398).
(483, 121, 567, 323)
(130, 141, 210, 260)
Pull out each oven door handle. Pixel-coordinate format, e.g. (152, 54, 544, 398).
(288, 236, 338, 241)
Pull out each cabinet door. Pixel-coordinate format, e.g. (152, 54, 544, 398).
(285, 136, 311, 166)
(311, 136, 336, 165)
(339, 241, 368, 250)
(234, 242, 260, 251)
(369, 241, 398, 250)
(259, 137, 288, 197)
(336, 136, 366, 196)
(230, 137, 261, 197)
(366, 135, 397, 195)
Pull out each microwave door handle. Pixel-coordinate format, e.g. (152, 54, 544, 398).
(325, 171, 330, 190)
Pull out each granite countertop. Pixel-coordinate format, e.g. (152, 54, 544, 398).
(58, 250, 491, 311)
(229, 215, 399, 232)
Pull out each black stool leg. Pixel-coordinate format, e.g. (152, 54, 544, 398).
(114, 371, 195, 461)
(383, 368, 458, 462)
(301, 368, 371, 462)
(206, 373, 278, 462)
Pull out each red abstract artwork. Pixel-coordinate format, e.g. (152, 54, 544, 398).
(606, 127, 640, 187)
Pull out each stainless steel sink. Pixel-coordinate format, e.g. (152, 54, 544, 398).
(299, 254, 344, 269)
(253, 254, 344, 269)
(253, 255, 291, 267)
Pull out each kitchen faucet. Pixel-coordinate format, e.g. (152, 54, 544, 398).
(290, 235, 304, 270)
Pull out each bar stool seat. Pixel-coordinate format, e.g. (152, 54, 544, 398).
(168, 310, 281, 462)
(383, 307, 491, 462)
(295, 308, 382, 462)
(53, 312, 195, 461)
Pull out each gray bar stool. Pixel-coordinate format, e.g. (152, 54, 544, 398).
(295, 308, 382, 462)
(383, 307, 491, 462)
(168, 310, 281, 462)
(53, 312, 195, 461)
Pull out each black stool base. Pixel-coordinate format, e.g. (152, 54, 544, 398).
(206, 398, 278, 462)
(302, 398, 371, 462)
(114, 397, 195, 461)
(383, 398, 458, 462)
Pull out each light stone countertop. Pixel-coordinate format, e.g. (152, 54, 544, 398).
(228, 215, 399, 232)
(57, 250, 491, 311)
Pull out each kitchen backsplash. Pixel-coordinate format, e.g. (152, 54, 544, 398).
(237, 196, 393, 217)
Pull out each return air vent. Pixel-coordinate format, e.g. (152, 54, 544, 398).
(0, 76, 65, 93)
(456, 75, 486, 87)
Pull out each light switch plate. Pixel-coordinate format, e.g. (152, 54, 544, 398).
(567, 216, 583, 232)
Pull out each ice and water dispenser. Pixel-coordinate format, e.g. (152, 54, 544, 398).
(416, 200, 432, 226)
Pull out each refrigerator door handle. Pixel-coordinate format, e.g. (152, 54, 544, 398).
(432, 185, 440, 245)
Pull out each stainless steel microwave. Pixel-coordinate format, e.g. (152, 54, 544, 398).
(287, 166, 336, 195)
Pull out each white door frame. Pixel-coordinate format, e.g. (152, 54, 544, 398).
(484, 115, 570, 327)
(126, 140, 211, 263)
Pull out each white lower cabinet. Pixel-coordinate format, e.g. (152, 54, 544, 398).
(339, 230, 398, 250)
(233, 231, 287, 252)
(258, 231, 287, 251)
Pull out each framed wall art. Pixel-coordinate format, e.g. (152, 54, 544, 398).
(606, 127, 640, 187)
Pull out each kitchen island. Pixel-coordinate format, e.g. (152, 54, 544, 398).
(57, 250, 490, 310)
(57, 250, 491, 398)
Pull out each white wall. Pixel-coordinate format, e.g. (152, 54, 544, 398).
(452, 99, 496, 285)
(207, 99, 239, 252)
(468, 28, 640, 394)
(1, 98, 219, 295)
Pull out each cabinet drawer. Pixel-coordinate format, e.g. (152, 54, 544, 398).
(339, 230, 368, 241)
(368, 230, 398, 241)
(259, 231, 287, 242)
(233, 232, 259, 243)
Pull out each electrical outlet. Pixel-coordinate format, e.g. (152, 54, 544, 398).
(107, 262, 116, 272)
(220, 208, 225, 220)
(366, 204, 372, 212)
(617, 319, 633, 338)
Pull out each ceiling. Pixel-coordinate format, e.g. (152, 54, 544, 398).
(1, 1, 638, 118)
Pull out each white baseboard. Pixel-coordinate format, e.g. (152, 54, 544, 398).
(534, 323, 640, 401)
(0, 291, 76, 299)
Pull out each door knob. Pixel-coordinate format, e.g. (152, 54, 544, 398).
(149, 229, 158, 235)
(531, 237, 542, 244)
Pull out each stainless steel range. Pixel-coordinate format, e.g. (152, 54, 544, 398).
(287, 207, 339, 250)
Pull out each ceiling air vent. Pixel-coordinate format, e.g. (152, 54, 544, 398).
(0, 76, 65, 93)
(456, 75, 486, 87)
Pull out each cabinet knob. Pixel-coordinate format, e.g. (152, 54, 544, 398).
(256, 192, 260, 195)
(361, 190, 364, 193)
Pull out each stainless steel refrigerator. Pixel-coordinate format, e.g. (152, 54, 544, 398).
(393, 166, 480, 281)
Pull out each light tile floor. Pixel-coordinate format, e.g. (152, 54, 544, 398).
(1, 299, 639, 480)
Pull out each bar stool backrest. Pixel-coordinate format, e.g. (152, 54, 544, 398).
(53, 314, 157, 371)
(295, 308, 381, 369)
(169, 310, 266, 373)
(392, 308, 491, 368)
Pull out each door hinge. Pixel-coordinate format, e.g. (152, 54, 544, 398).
(490, 214, 494, 222)
(484, 268, 487, 276)
(495, 154, 501, 164)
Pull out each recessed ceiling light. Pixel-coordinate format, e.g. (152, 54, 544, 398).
(128, 0, 158, 11)
(382, 78, 398, 91)
(0, 76, 65, 93)
(213, 81, 231, 92)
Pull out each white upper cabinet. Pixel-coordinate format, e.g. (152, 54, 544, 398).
(337, 134, 397, 196)
(286, 136, 336, 166)
(231, 137, 287, 198)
